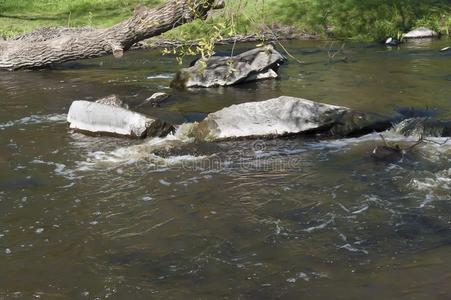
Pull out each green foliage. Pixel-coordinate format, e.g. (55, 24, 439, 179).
(273, 0, 451, 40)
(163, 0, 268, 40)
(0, 0, 449, 40)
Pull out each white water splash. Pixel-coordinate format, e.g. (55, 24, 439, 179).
(303, 215, 335, 233)
(146, 73, 174, 79)
(339, 243, 368, 254)
(306, 132, 451, 152)
(76, 123, 208, 170)
(0, 114, 67, 130)
(30, 159, 79, 180)
(410, 168, 451, 192)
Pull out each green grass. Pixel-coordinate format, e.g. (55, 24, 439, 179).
(0, 0, 449, 41)
(0, 0, 162, 38)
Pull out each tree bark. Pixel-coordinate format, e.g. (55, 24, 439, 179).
(0, 0, 222, 70)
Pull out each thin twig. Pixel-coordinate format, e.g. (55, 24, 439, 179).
(379, 134, 389, 147)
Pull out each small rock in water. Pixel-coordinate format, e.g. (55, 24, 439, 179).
(5, 248, 11, 255)
(371, 145, 403, 162)
(139, 92, 169, 107)
(440, 47, 450, 52)
(142, 196, 153, 202)
(95, 94, 129, 109)
(385, 37, 400, 46)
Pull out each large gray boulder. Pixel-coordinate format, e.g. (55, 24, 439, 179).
(403, 27, 438, 39)
(193, 96, 397, 141)
(171, 44, 286, 88)
(67, 101, 173, 138)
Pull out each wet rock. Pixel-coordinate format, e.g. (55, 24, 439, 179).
(393, 117, 451, 137)
(193, 96, 396, 141)
(194, 96, 348, 141)
(67, 100, 174, 138)
(385, 37, 400, 46)
(330, 110, 403, 137)
(171, 44, 286, 88)
(95, 95, 128, 109)
(139, 92, 169, 107)
(440, 46, 450, 52)
(403, 27, 438, 39)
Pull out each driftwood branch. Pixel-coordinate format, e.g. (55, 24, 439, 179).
(0, 0, 221, 70)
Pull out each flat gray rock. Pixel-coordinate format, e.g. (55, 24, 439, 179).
(194, 96, 349, 140)
(67, 100, 173, 138)
(192, 96, 401, 141)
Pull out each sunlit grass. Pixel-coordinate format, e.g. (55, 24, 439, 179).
(0, 0, 448, 40)
(0, 0, 162, 38)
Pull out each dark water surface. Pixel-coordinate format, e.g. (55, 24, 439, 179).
(1, 39, 451, 299)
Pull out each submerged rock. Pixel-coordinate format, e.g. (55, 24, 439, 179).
(329, 110, 402, 137)
(193, 96, 397, 141)
(67, 101, 173, 138)
(371, 145, 404, 162)
(403, 27, 438, 39)
(393, 117, 451, 137)
(138, 92, 169, 107)
(95, 95, 128, 109)
(171, 44, 286, 88)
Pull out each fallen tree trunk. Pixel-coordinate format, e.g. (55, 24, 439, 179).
(0, 0, 222, 70)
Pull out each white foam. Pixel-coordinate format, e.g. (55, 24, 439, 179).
(410, 168, 451, 192)
(0, 114, 67, 130)
(75, 123, 207, 170)
(303, 216, 334, 233)
(306, 132, 451, 153)
(31, 159, 79, 180)
(146, 73, 174, 79)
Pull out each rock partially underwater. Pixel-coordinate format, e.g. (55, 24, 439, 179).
(67, 100, 173, 138)
(69, 96, 444, 143)
(138, 92, 169, 107)
(403, 27, 438, 39)
(385, 37, 401, 46)
(171, 45, 286, 88)
(95, 94, 129, 109)
(193, 96, 399, 141)
(393, 117, 451, 137)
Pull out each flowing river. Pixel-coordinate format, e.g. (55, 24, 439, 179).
(1, 39, 451, 299)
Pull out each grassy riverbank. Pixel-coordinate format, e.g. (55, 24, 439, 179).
(0, 0, 449, 41)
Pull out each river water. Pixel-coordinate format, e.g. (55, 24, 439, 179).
(1, 39, 451, 299)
